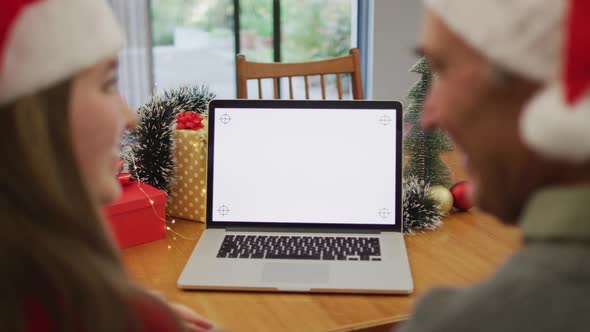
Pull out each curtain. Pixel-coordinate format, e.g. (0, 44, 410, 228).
(108, 0, 154, 108)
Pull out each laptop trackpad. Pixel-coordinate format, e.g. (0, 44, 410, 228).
(261, 263, 330, 284)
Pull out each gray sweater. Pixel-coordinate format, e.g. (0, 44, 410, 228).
(398, 186, 590, 332)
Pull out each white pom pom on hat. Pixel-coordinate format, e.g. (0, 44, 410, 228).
(0, 0, 125, 106)
(425, 0, 590, 163)
(521, 83, 590, 162)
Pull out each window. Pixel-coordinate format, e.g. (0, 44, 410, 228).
(111, 0, 368, 103)
(151, 0, 236, 97)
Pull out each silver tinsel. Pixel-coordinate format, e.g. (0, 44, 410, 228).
(402, 176, 443, 234)
(123, 84, 215, 193)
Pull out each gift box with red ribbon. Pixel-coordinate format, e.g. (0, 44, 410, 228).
(167, 111, 208, 222)
(103, 180, 167, 248)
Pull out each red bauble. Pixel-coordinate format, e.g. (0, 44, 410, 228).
(450, 181, 473, 211)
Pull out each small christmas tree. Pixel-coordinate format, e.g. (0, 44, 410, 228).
(404, 57, 453, 187)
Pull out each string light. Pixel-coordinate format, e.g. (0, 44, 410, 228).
(129, 155, 200, 241)
(124, 85, 213, 243)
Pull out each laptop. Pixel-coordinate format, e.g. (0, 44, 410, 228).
(177, 99, 413, 294)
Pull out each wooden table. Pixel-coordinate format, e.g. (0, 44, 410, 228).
(122, 210, 520, 332)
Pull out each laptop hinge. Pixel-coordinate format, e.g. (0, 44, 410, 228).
(221, 226, 381, 234)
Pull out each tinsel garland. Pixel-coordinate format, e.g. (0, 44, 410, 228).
(402, 176, 443, 234)
(123, 85, 215, 193)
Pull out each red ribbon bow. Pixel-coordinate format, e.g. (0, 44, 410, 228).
(117, 160, 134, 186)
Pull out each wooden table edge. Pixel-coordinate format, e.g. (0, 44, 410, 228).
(326, 314, 409, 332)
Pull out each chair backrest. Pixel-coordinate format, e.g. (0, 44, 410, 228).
(236, 48, 364, 100)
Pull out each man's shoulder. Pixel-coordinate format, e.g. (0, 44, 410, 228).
(397, 243, 590, 332)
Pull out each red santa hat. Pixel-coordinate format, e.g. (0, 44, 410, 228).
(0, 0, 125, 106)
(425, 0, 590, 162)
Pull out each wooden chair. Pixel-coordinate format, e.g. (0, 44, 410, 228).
(236, 48, 364, 100)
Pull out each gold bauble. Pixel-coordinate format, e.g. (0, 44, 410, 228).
(428, 185, 454, 214)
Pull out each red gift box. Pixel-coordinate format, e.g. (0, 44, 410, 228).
(103, 182, 168, 248)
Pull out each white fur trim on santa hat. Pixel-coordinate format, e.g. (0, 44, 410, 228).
(0, 0, 125, 105)
(425, 0, 590, 162)
(424, 0, 566, 82)
(521, 84, 590, 163)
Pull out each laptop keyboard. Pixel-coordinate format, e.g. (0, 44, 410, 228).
(216, 235, 382, 261)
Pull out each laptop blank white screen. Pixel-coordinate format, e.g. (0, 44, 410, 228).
(211, 107, 397, 226)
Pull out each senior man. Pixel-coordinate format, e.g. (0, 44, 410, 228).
(398, 1, 590, 331)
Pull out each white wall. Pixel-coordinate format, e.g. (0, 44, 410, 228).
(369, 0, 423, 102)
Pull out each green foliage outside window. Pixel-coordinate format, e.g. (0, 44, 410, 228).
(150, 0, 351, 63)
(282, 0, 351, 62)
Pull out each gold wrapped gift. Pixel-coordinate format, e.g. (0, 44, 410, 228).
(167, 128, 208, 222)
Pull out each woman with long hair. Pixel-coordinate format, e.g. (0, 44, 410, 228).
(0, 1, 215, 331)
